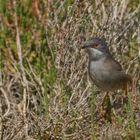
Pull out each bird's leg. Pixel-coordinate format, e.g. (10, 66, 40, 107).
(105, 93, 112, 122)
(102, 92, 113, 109)
(122, 83, 128, 104)
(123, 82, 128, 96)
(99, 92, 110, 118)
(108, 94, 116, 117)
(101, 92, 116, 122)
(102, 92, 109, 106)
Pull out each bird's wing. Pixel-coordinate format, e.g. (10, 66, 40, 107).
(104, 57, 132, 83)
(105, 56, 122, 71)
(112, 59, 122, 71)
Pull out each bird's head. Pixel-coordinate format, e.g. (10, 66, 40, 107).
(82, 38, 110, 60)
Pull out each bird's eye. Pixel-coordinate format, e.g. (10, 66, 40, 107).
(92, 44, 98, 48)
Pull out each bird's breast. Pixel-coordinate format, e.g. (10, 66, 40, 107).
(88, 59, 125, 91)
(88, 59, 109, 81)
(88, 60, 107, 87)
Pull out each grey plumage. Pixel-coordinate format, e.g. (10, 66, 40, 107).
(83, 38, 131, 91)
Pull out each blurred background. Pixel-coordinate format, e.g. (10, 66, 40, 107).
(0, 0, 140, 139)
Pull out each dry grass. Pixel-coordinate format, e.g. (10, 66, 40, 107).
(0, 0, 140, 139)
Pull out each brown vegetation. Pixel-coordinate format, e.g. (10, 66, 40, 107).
(0, 0, 140, 139)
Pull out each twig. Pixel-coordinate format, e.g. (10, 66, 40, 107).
(0, 87, 10, 118)
(13, 0, 29, 138)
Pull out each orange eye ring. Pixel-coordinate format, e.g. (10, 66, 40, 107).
(92, 44, 98, 48)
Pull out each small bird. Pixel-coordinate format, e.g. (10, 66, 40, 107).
(82, 37, 131, 119)
(82, 37, 131, 92)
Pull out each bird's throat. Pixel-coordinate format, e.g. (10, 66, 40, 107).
(89, 48, 104, 61)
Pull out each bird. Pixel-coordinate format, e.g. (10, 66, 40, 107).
(82, 37, 131, 119)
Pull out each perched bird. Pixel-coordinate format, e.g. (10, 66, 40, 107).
(82, 37, 131, 93)
(82, 37, 132, 120)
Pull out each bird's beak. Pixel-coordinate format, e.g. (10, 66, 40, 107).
(82, 43, 90, 49)
(81, 45, 86, 49)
